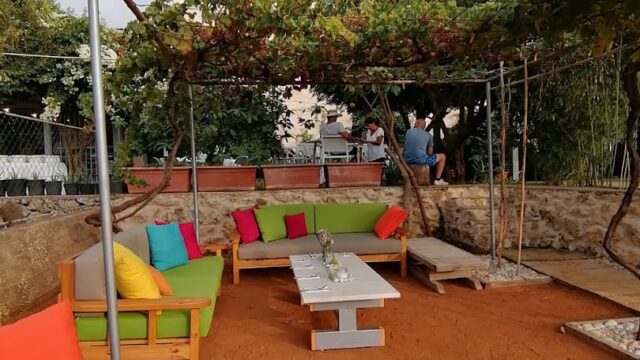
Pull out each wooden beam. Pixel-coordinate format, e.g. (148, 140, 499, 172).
(190, 309, 200, 360)
(148, 310, 157, 346)
(58, 260, 74, 302)
(73, 297, 210, 312)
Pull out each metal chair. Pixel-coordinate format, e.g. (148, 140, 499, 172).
(320, 135, 350, 163)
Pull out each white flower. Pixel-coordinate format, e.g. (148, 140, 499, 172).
(40, 97, 61, 122)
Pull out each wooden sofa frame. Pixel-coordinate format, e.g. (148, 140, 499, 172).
(59, 255, 212, 360)
(231, 228, 407, 284)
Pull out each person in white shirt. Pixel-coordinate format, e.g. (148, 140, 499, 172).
(319, 109, 353, 141)
(361, 117, 386, 162)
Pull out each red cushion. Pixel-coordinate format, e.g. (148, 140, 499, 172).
(373, 205, 408, 239)
(0, 301, 83, 360)
(231, 208, 260, 244)
(285, 213, 308, 239)
(153, 220, 203, 259)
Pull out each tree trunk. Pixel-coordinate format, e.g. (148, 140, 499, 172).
(603, 62, 640, 340)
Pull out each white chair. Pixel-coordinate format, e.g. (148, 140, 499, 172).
(320, 135, 350, 163)
(298, 142, 318, 163)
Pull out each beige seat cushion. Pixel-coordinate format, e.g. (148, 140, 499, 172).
(74, 225, 150, 300)
(237, 234, 322, 260)
(331, 233, 401, 255)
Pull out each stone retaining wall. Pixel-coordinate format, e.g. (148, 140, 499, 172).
(0, 185, 637, 324)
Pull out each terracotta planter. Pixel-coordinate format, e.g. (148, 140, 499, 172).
(196, 166, 257, 192)
(325, 163, 384, 188)
(262, 164, 322, 190)
(127, 167, 191, 194)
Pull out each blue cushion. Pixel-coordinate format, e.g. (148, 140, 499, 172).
(145, 223, 188, 271)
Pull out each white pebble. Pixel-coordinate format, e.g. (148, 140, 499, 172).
(605, 320, 618, 327)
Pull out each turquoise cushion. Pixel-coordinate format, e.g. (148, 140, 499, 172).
(75, 256, 224, 341)
(315, 203, 387, 233)
(146, 223, 188, 271)
(254, 206, 287, 242)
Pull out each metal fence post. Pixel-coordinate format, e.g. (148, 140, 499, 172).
(486, 81, 496, 262)
(87, 0, 120, 358)
(188, 84, 201, 243)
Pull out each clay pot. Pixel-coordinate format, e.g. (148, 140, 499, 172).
(127, 167, 191, 194)
(110, 180, 126, 194)
(196, 166, 257, 192)
(324, 163, 384, 188)
(261, 164, 322, 190)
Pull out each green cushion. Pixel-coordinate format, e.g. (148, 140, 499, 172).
(263, 204, 315, 233)
(75, 256, 224, 341)
(254, 206, 287, 242)
(315, 203, 387, 233)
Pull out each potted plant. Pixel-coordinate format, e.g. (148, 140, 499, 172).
(78, 173, 96, 195)
(109, 167, 126, 194)
(383, 161, 403, 186)
(261, 163, 322, 190)
(196, 156, 257, 192)
(45, 175, 63, 195)
(27, 172, 45, 196)
(63, 174, 79, 195)
(126, 160, 191, 194)
(324, 162, 384, 188)
(6, 171, 27, 197)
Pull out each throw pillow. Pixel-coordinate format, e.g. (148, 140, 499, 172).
(231, 208, 260, 244)
(146, 223, 189, 271)
(154, 220, 203, 259)
(148, 265, 173, 296)
(113, 243, 161, 299)
(373, 205, 408, 239)
(0, 301, 83, 360)
(254, 206, 287, 242)
(285, 213, 308, 239)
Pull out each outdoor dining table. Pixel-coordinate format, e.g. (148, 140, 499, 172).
(290, 253, 400, 351)
(306, 139, 365, 163)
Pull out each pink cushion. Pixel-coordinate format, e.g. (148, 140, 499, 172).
(0, 301, 83, 360)
(231, 208, 260, 244)
(154, 220, 203, 259)
(285, 213, 308, 239)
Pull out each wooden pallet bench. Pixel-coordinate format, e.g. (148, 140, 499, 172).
(407, 237, 488, 294)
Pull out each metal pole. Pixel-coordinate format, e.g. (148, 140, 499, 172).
(486, 81, 496, 262)
(87, 1, 120, 358)
(188, 84, 201, 243)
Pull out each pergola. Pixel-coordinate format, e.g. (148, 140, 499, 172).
(75, 1, 640, 358)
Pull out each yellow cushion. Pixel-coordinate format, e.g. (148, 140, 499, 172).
(113, 243, 161, 299)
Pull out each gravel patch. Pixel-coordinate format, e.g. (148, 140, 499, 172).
(473, 256, 550, 283)
(570, 318, 640, 359)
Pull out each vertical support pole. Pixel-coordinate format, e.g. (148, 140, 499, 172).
(188, 84, 201, 243)
(43, 122, 53, 155)
(486, 81, 496, 262)
(87, 1, 120, 359)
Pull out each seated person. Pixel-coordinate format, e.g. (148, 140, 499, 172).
(361, 117, 386, 162)
(320, 109, 353, 141)
(404, 118, 448, 185)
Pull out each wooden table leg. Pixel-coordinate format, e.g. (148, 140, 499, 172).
(465, 276, 483, 291)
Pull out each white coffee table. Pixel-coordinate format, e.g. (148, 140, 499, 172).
(289, 253, 400, 351)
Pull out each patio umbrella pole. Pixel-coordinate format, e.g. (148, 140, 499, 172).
(87, 0, 121, 358)
(188, 84, 201, 243)
(486, 81, 496, 262)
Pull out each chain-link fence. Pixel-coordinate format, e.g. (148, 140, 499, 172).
(0, 111, 99, 196)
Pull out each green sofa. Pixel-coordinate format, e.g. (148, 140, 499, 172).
(58, 224, 223, 360)
(231, 203, 407, 284)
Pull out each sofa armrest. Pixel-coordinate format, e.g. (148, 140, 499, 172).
(394, 227, 408, 238)
(230, 230, 241, 245)
(72, 297, 211, 313)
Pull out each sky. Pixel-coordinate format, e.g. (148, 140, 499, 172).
(56, 0, 136, 29)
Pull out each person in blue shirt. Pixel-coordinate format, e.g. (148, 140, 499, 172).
(404, 118, 448, 185)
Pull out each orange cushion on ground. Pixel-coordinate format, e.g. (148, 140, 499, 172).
(148, 265, 174, 296)
(373, 205, 408, 239)
(0, 301, 83, 360)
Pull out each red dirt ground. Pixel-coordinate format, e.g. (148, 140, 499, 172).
(201, 263, 632, 360)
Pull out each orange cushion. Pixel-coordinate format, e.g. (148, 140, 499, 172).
(373, 205, 408, 239)
(148, 265, 174, 296)
(0, 301, 83, 360)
